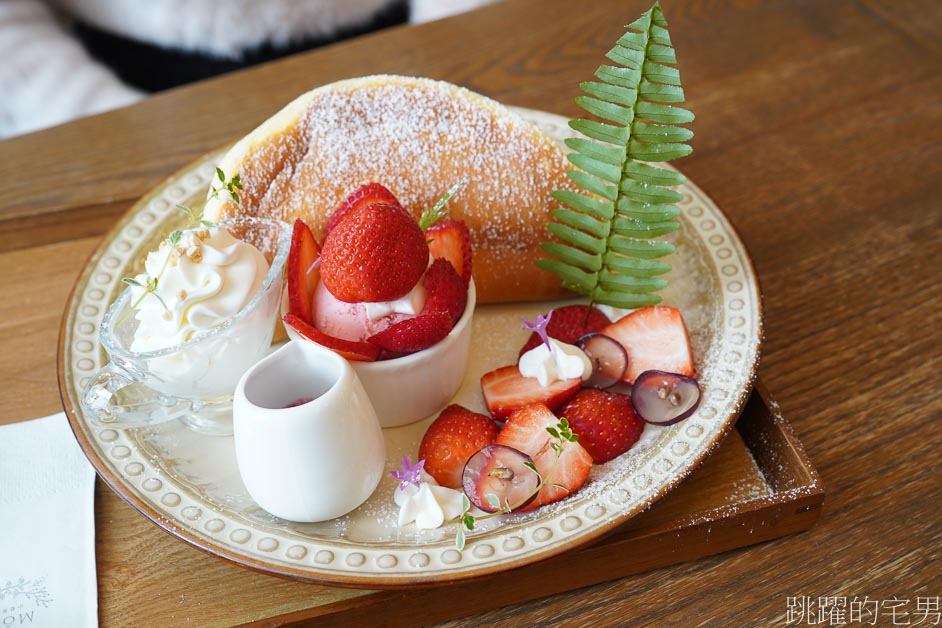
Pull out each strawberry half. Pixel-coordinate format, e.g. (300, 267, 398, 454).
(324, 182, 402, 238)
(419, 404, 499, 489)
(283, 312, 380, 362)
(556, 389, 644, 463)
(496, 403, 593, 509)
(427, 219, 472, 285)
(423, 258, 467, 325)
(518, 305, 611, 357)
(320, 202, 429, 303)
(480, 365, 581, 422)
(601, 306, 695, 383)
(286, 219, 320, 325)
(367, 311, 453, 355)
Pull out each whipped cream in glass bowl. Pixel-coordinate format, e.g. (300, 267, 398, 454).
(82, 216, 290, 435)
(127, 226, 269, 353)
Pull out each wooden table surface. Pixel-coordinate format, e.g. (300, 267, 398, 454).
(2, 0, 940, 625)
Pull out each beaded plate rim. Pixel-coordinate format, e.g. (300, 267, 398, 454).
(58, 108, 761, 587)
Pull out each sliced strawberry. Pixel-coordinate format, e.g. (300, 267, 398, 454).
(283, 312, 380, 362)
(480, 365, 581, 422)
(496, 403, 593, 509)
(320, 202, 429, 303)
(286, 219, 320, 325)
(518, 305, 611, 357)
(427, 219, 472, 285)
(419, 404, 499, 489)
(601, 306, 694, 383)
(324, 182, 402, 237)
(556, 389, 644, 463)
(423, 258, 467, 325)
(367, 311, 452, 355)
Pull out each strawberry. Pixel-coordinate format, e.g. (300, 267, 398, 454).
(285, 219, 320, 325)
(367, 311, 452, 354)
(423, 258, 467, 325)
(518, 305, 611, 357)
(556, 389, 644, 463)
(601, 306, 694, 383)
(419, 404, 499, 489)
(496, 403, 593, 509)
(480, 365, 581, 422)
(427, 219, 472, 285)
(324, 182, 402, 237)
(320, 202, 429, 303)
(283, 312, 380, 362)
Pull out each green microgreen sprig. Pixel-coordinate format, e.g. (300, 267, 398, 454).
(116, 169, 240, 326)
(211, 167, 243, 204)
(419, 178, 468, 232)
(453, 418, 579, 551)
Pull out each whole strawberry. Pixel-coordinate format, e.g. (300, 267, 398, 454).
(320, 202, 428, 303)
(324, 182, 402, 237)
(556, 388, 644, 463)
(419, 404, 499, 489)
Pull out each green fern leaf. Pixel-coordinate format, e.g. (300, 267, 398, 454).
(564, 138, 626, 166)
(552, 190, 615, 219)
(541, 1, 693, 308)
(567, 153, 621, 183)
(602, 252, 672, 277)
(552, 208, 610, 238)
(619, 180, 684, 205)
(616, 197, 681, 220)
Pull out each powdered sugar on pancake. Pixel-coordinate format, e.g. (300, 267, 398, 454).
(206, 75, 577, 303)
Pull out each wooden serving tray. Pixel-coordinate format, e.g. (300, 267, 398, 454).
(234, 378, 824, 626)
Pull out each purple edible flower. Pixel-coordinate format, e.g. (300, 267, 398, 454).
(523, 310, 554, 352)
(390, 456, 425, 491)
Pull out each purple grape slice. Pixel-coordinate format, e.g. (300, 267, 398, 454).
(462, 444, 540, 513)
(576, 333, 629, 389)
(631, 370, 701, 425)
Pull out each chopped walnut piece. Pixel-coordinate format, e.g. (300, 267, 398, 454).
(187, 247, 203, 263)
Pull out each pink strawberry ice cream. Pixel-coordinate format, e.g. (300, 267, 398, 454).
(312, 278, 427, 342)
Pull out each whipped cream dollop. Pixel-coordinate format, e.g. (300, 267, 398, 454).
(129, 226, 269, 352)
(394, 471, 465, 529)
(518, 339, 593, 387)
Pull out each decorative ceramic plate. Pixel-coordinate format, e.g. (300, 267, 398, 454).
(59, 108, 761, 587)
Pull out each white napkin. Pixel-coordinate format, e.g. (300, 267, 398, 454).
(0, 413, 97, 627)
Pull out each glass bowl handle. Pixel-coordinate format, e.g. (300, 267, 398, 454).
(81, 362, 195, 429)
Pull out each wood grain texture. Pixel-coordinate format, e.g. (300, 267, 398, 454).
(1, 0, 939, 624)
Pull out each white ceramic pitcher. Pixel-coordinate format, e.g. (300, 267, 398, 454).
(232, 340, 386, 522)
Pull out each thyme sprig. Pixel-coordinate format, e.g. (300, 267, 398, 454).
(116, 169, 240, 325)
(453, 418, 579, 551)
(419, 178, 467, 232)
(211, 167, 243, 204)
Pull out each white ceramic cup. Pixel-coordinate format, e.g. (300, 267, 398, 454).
(232, 339, 386, 522)
(284, 280, 476, 428)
